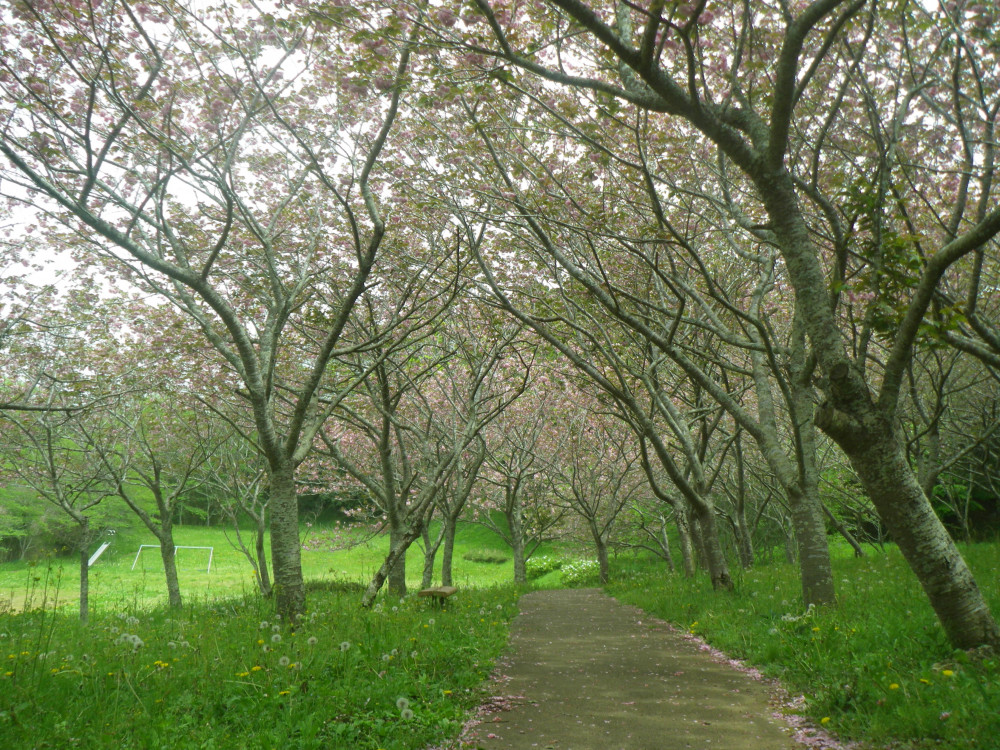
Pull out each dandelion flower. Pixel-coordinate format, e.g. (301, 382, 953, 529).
(889, 683, 899, 690)
(400, 708, 414, 720)
(396, 697, 410, 710)
(278, 690, 291, 696)
(251, 665, 263, 672)
(820, 717, 830, 725)
(942, 669, 954, 677)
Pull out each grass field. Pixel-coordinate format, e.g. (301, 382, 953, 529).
(0, 521, 523, 614)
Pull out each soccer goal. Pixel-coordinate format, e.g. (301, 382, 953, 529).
(131, 545, 214, 573)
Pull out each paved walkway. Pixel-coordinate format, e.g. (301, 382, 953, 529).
(467, 588, 806, 750)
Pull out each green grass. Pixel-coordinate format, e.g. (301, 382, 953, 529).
(606, 542, 1000, 750)
(0, 521, 524, 614)
(0, 521, 525, 749)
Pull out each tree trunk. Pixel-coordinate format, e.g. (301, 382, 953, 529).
(659, 522, 676, 574)
(420, 526, 435, 589)
(387, 523, 408, 596)
(507, 505, 527, 584)
(788, 487, 835, 607)
(79, 547, 89, 623)
(734, 504, 754, 570)
(255, 520, 273, 597)
(269, 463, 305, 620)
(592, 524, 610, 585)
(821, 501, 865, 557)
(694, 503, 732, 590)
(441, 515, 458, 587)
(830, 417, 1000, 649)
(158, 535, 183, 609)
(362, 525, 423, 607)
(674, 507, 696, 578)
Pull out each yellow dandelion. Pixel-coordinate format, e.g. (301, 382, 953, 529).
(889, 683, 899, 690)
(821, 717, 831, 725)
(251, 665, 263, 672)
(920, 678, 931, 685)
(942, 669, 954, 677)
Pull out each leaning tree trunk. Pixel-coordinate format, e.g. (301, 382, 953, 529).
(827, 413, 1000, 650)
(362, 525, 423, 607)
(158, 531, 183, 610)
(255, 520, 273, 597)
(268, 463, 305, 620)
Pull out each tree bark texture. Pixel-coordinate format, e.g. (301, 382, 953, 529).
(269, 464, 305, 620)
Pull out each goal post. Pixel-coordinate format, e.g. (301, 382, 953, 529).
(131, 545, 214, 573)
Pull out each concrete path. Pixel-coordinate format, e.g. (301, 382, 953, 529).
(465, 588, 808, 750)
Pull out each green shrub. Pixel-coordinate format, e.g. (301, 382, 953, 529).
(560, 559, 600, 586)
(525, 554, 563, 580)
(461, 548, 509, 564)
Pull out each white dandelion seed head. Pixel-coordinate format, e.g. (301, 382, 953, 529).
(271, 624, 281, 633)
(271, 634, 282, 643)
(340, 641, 351, 652)
(400, 708, 414, 720)
(382, 653, 391, 662)
(109, 626, 120, 635)
(411, 651, 418, 659)
(396, 697, 410, 710)
(278, 656, 290, 667)
(428, 618, 435, 626)
(307, 636, 318, 646)
(259, 621, 269, 630)
(168, 641, 177, 649)
(392, 606, 399, 613)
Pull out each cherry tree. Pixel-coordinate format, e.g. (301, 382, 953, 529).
(430, 0, 1000, 648)
(0, 0, 416, 618)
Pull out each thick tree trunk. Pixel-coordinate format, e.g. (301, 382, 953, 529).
(269, 464, 305, 620)
(788, 487, 835, 607)
(830, 417, 1000, 649)
(388, 523, 408, 596)
(158, 536, 183, 609)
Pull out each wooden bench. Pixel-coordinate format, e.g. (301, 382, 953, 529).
(418, 585, 458, 607)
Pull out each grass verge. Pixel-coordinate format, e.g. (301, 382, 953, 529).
(1, 570, 519, 749)
(606, 542, 1000, 750)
